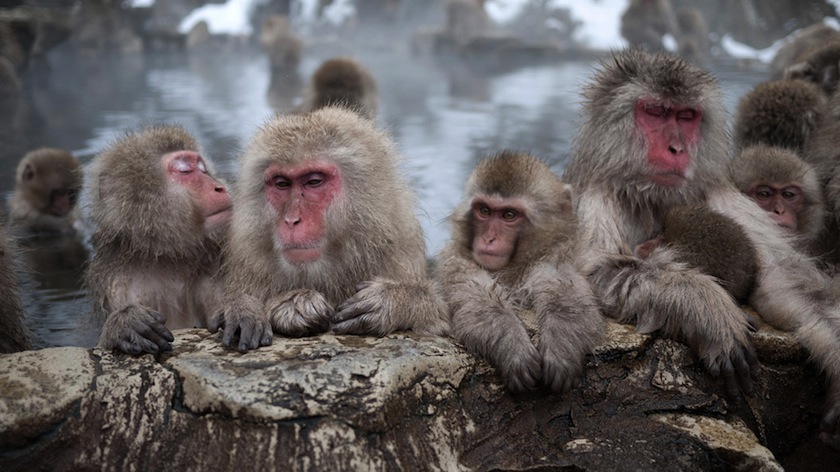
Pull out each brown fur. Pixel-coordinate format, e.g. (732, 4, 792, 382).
(784, 40, 840, 96)
(769, 22, 840, 80)
(259, 15, 303, 72)
(676, 8, 710, 65)
(8, 148, 81, 235)
(733, 79, 826, 153)
(300, 57, 378, 120)
(663, 206, 758, 304)
(620, 0, 679, 52)
(84, 125, 227, 354)
(0, 225, 31, 353)
(565, 50, 840, 443)
(437, 150, 604, 393)
(730, 145, 825, 252)
(212, 106, 448, 352)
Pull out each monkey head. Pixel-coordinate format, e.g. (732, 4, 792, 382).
(86, 125, 231, 260)
(730, 145, 824, 241)
(456, 150, 575, 272)
(15, 148, 81, 217)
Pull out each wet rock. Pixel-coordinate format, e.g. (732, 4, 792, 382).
(0, 321, 836, 471)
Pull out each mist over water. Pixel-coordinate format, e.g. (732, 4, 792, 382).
(0, 43, 767, 349)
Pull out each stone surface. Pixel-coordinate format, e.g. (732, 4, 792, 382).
(0, 322, 837, 471)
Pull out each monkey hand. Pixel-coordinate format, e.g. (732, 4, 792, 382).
(210, 294, 273, 353)
(705, 334, 760, 400)
(267, 289, 333, 337)
(494, 333, 543, 393)
(539, 341, 584, 395)
(98, 306, 174, 355)
(333, 281, 399, 335)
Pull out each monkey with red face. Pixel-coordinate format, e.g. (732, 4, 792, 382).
(84, 125, 232, 355)
(211, 106, 448, 351)
(437, 150, 604, 394)
(565, 49, 840, 448)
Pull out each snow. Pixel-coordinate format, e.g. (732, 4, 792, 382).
(162, 0, 840, 63)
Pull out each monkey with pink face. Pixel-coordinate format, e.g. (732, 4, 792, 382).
(84, 125, 232, 355)
(565, 48, 840, 449)
(211, 106, 449, 351)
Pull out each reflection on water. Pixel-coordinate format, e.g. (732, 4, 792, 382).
(0, 46, 767, 349)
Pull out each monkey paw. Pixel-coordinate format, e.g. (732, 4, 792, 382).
(497, 339, 543, 393)
(541, 347, 583, 395)
(98, 306, 174, 356)
(820, 394, 840, 451)
(212, 295, 273, 352)
(267, 290, 333, 337)
(706, 339, 760, 400)
(333, 281, 395, 335)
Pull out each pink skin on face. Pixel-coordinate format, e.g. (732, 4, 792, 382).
(471, 196, 527, 271)
(264, 160, 341, 264)
(164, 151, 232, 232)
(635, 100, 702, 187)
(747, 182, 803, 232)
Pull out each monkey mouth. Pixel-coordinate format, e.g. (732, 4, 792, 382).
(648, 172, 686, 187)
(473, 250, 510, 270)
(282, 243, 323, 264)
(204, 207, 232, 229)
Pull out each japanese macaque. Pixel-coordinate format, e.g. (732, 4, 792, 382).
(259, 15, 302, 73)
(83, 126, 232, 355)
(436, 151, 603, 393)
(299, 57, 378, 120)
(210, 106, 448, 352)
(784, 41, 840, 96)
(732, 79, 826, 153)
(653, 206, 758, 305)
(675, 8, 710, 65)
(620, 0, 679, 52)
(0, 225, 31, 353)
(444, 0, 493, 48)
(7, 148, 82, 235)
(564, 49, 840, 447)
(769, 22, 840, 80)
(730, 145, 825, 252)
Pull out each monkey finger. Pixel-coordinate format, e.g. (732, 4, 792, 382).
(237, 319, 257, 353)
(333, 315, 378, 335)
(208, 312, 225, 333)
(718, 358, 742, 400)
(117, 338, 143, 356)
(334, 300, 375, 323)
(148, 310, 168, 325)
(222, 322, 240, 349)
(732, 348, 755, 396)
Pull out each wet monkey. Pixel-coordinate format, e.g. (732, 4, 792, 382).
(83, 125, 232, 355)
(436, 150, 604, 393)
(564, 49, 840, 448)
(211, 106, 448, 351)
(8, 148, 82, 235)
(299, 57, 378, 120)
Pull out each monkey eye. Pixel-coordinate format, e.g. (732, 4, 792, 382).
(676, 109, 697, 121)
(644, 105, 667, 117)
(782, 187, 802, 200)
(197, 160, 207, 173)
(477, 206, 491, 217)
(170, 156, 196, 174)
(273, 177, 291, 189)
(304, 173, 326, 187)
(754, 186, 774, 199)
(501, 209, 519, 221)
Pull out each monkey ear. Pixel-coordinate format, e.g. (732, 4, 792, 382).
(22, 163, 35, 182)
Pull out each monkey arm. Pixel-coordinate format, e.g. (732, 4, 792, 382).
(588, 247, 760, 399)
(98, 305, 174, 355)
(437, 250, 541, 393)
(332, 278, 449, 336)
(267, 289, 332, 337)
(518, 262, 605, 394)
(209, 292, 272, 353)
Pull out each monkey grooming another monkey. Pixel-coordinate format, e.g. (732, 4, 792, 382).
(437, 150, 604, 394)
(83, 125, 232, 355)
(564, 49, 840, 448)
(299, 57, 378, 120)
(8, 147, 81, 235)
(211, 106, 448, 352)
